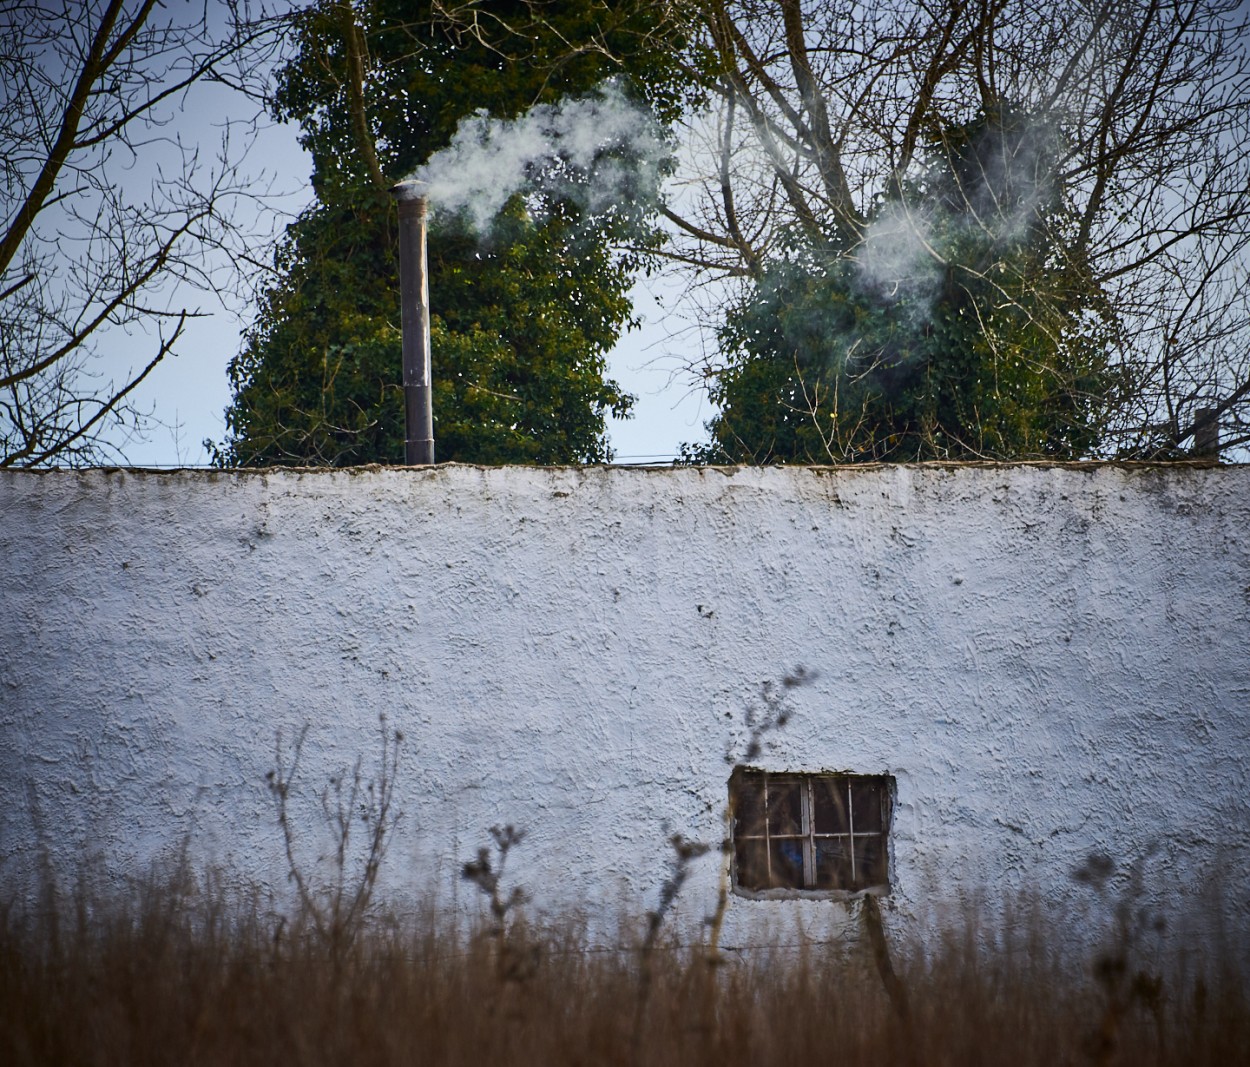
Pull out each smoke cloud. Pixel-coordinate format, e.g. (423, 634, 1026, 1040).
(851, 111, 1060, 316)
(855, 201, 941, 305)
(412, 81, 666, 231)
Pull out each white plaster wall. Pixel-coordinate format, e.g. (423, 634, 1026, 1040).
(2, 464, 1248, 955)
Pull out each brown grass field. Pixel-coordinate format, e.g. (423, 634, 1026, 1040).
(2, 865, 1246, 1067)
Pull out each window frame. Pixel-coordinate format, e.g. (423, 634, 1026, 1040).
(729, 768, 894, 901)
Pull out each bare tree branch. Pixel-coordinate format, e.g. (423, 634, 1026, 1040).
(0, 0, 292, 466)
(338, 0, 391, 192)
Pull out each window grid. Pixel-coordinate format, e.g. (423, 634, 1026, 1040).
(731, 771, 890, 895)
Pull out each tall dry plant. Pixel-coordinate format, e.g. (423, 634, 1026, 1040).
(462, 824, 540, 984)
(266, 712, 404, 968)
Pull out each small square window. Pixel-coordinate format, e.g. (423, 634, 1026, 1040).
(730, 769, 892, 898)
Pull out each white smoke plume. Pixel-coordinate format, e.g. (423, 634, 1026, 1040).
(411, 81, 666, 231)
(851, 112, 1060, 316)
(855, 201, 942, 305)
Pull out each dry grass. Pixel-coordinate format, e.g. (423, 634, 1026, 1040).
(1, 869, 1245, 1067)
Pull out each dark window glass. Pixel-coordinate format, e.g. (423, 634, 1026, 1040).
(734, 783, 767, 837)
(814, 838, 853, 889)
(766, 780, 803, 837)
(851, 779, 882, 832)
(854, 838, 886, 889)
(769, 839, 805, 888)
(734, 838, 769, 891)
(812, 776, 850, 834)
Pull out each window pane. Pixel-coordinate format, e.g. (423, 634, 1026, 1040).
(769, 839, 805, 888)
(854, 838, 887, 888)
(814, 838, 853, 890)
(733, 778, 767, 837)
(734, 839, 769, 891)
(850, 780, 883, 832)
(767, 780, 803, 837)
(812, 776, 849, 834)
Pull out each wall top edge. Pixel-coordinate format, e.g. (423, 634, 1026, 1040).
(0, 458, 1238, 479)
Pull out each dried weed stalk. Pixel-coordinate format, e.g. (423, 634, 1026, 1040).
(266, 713, 403, 967)
(462, 824, 538, 983)
(1074, 850, 1168, 1066)
(708, 666, 819, 962)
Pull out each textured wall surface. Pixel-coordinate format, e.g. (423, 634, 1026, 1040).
(2, 464, 1248, 952)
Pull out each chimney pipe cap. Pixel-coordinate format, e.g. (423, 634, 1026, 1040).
(389, 179, 429, 202)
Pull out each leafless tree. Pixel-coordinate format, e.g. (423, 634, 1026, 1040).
(654, 0, 1250, 457)
(0, 0, 289, 467)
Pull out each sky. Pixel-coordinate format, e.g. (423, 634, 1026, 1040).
(100, 44, 713, 467)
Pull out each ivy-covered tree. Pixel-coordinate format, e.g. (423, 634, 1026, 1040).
(665, 0, 1250, 463)
(214, 0, 690, 466)
(692, 106, 1116, 463)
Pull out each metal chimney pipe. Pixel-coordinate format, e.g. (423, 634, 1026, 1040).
(390, 180, 434, 465)
(1193, 406, 1220, 457)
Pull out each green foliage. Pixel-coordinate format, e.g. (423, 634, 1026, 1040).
(215, 0, 689, 467)
(692, 106, 1117, 464)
